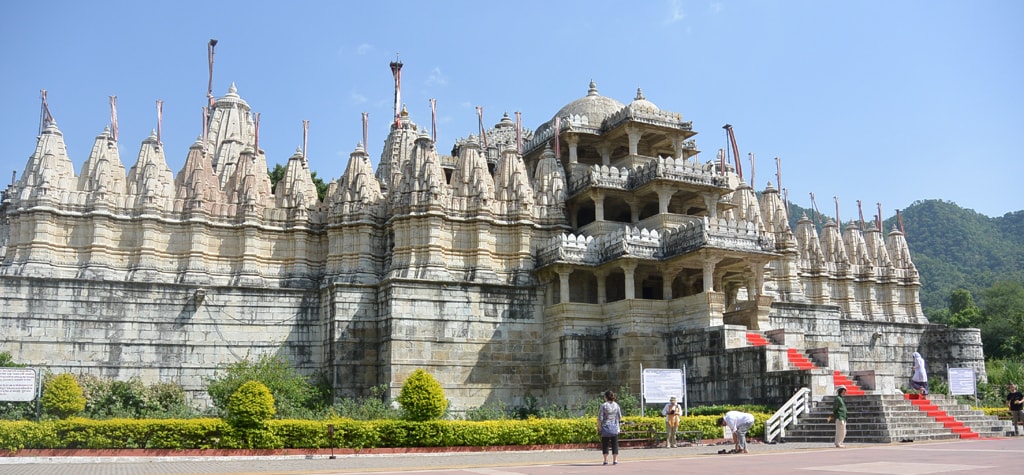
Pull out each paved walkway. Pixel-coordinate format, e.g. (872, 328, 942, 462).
(0, 437, 1020, 474)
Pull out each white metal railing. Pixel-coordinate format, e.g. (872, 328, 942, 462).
(765, 387, 811, 443)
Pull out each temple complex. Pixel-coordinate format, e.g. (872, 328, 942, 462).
(0, 69, 985, 411)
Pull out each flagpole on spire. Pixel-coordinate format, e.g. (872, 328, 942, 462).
(775, 157, 783, 192)
(476, 106, 488, 148)
(302, 120, 310, 163)
(362, 112, 369, 154)
(515, 111, 522, 154)
(207, 39, 218, 108)
(390, 54, 403, 128)
(749, 152, 755, 190)
(156, 100, 164, 145)
(109, 96, 118, 142)
(834, 196, 841, 227)
(554, 116, 561, 159)
(38, 89, 54, 134)
(253, 112, 261, 154)
(429, 98, 437, 143)
(876, 202, 883, 230)
(857, 200, 865, 231)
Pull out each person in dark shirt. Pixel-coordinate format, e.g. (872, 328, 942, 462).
(1007, 383, 1023, 436)
(828, 385, 848, 447)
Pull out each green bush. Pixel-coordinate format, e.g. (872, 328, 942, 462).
(207, 353, 325, 419)
(328, 384, 402, 420)
(396, 369, 448, 421)
(41, 374, 86, 419)
(76, 375, 194, 419)
(226, 381, 276, 428)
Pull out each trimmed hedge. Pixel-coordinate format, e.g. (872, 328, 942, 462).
(0, 414, 770, 452)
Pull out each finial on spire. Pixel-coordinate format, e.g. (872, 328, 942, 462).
(635, 87, 645, 100)
(587, 80, 598, 96)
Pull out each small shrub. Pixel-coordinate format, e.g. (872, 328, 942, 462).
(41, 374, 85, 419)
(226, 381, 276, 428)
(397, 369, 448, 421)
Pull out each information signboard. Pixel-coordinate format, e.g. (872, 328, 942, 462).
(947, 367, 976, 396)
(0, 368, 38, 402)
(642, 368, 685, 404)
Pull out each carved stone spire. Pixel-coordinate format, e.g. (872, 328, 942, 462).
(450, 138, 495, 214)
(820, 218, 849, 264)
(125, 130, 175, 212)
(274, 147, 320, 212)
(531, 145, 567, 223)
(15, 121, 77, 204)
(78, 127, 126, 206)
(174, 138, 227, 215)
(332, 142, 383, 217)
(494, 148, 534, 218)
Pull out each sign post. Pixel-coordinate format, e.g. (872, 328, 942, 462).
(641, 367, 687, 417)
(947, 366, 977, 405)
(0, 368, 40, 421)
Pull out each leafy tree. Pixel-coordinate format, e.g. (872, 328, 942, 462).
(397, 369, 448, 421)
(979, 280, 1024, 359)
(41, 374, 86, 419)
(206, 353, 325, 419)
(948, 289, 985, 328)
(226, 381, 276, 428)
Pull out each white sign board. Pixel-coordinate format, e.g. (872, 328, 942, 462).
(947, 367, 976, 396)
(642, 368, 684, 404)
(0, 368, 38, 402)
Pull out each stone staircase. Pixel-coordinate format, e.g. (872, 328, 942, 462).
(745, 332, 866, 396)
(780, 393, 1013, 443)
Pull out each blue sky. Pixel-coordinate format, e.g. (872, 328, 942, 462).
(1, 0, 1021, 218)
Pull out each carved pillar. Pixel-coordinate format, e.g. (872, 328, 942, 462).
(625, 125, 642, 156)
(590, 191, 605, 222)
(621, 261, 638, 300)
(597, 143, 612, 166)
(595, 268, 609, 304)
(671, 135, 685, 159)
(566, 134, 579, 164)
(557, 268, 572, 304)
(625, 197, 640, 223)
(663, 269, 679, 300)
(746, 262, 763, 298)
(568, 202, 579, 229)
(702, 257, 722, 293)
(702, 192, 718, 219)
(656, 185, 674, 214)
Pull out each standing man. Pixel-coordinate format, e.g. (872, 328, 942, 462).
(661, 396, 682, 448)
(717, 410, 755, 454)
(1007, 383, 1023, 436)
(828, 385, 848, 448)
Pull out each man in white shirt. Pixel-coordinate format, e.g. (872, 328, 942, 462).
(718, 410, 755, 454)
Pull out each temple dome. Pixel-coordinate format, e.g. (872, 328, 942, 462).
(628, 87, 659, 111)
(535, 80, 624, 137)
(552, 80, 624, 123)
